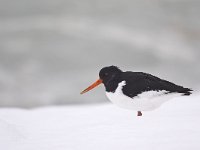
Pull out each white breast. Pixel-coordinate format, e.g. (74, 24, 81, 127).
(106, 81, 182, 111)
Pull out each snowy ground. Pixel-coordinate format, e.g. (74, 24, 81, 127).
(0, 94, 200, 150)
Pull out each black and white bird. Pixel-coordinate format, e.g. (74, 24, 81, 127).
(81, 66, 192, 116)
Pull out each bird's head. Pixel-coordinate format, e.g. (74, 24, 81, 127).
(80, 66, 122, 94)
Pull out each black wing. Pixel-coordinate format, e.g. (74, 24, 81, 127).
(121, 72, 192, 98)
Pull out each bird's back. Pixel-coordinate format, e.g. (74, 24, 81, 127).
(120, 71, 192, 98)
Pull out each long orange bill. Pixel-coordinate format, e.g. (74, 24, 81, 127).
(80, 79, 103, 94)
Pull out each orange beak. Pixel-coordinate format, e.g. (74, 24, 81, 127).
(80, 79, 103, 94)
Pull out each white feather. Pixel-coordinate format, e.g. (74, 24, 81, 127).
(106, 81, 182, 111)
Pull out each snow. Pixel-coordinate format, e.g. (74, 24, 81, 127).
(0, 94, 200, 150)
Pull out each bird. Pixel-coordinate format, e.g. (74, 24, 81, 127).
(80, 66, 192, 116)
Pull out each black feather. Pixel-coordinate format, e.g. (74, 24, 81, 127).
(121, 72, 192, 98)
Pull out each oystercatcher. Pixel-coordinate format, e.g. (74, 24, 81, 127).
(81, 66, 192, 116)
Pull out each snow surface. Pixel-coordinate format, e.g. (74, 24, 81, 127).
(0, 94, 200, 150)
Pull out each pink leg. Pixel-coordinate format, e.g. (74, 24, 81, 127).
(137, 111, 142, 116)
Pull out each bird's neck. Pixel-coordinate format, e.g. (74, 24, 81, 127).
(104, 74, 122, 93)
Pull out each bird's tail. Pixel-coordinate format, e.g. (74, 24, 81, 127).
(181, 88, 193, 96)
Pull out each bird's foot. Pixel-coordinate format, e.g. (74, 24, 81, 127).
(137, 111, 142, 116)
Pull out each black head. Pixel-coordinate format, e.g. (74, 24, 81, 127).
(99, 66, 122, 84)
(80, 66, 122, 94)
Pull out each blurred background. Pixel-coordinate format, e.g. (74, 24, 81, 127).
(0, 0, 199, 108)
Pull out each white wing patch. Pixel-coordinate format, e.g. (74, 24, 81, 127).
(106, 81, 182, 111)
